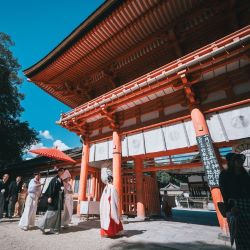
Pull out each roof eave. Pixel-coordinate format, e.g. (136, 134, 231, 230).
(23, 0, 121, 78)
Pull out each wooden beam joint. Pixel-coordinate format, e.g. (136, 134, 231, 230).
(100, 105, 118, 130)
(178, 70, 197, 105)
(71, 118, 89, 140)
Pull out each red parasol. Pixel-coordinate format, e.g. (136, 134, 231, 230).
(29, 148, 76, 163)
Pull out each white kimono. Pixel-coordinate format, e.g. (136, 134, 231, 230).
(61, 182, 73, 226)
(100, 184, 120, 230)
(19, 178, 41, 229)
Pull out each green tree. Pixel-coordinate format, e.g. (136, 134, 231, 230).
(157, 171, 188, 188)
(157, 171, 171, 188)
(0, 32, 39, 168)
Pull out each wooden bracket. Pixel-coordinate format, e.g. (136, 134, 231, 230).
(178, 70, 188, 84)
(178, 70, 197, 105)
(184, 86, 197, 105)
(71, 118, 89, 141)
(100, 105, 118, 130)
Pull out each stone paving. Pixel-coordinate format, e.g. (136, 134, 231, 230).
(0, 215, 234, 250)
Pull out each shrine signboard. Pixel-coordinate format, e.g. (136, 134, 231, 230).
(197, 134, 220, 187)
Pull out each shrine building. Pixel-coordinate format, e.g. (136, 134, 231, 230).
(24, 0, 250, 231)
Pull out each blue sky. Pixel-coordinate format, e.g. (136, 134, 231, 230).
(0, 0, 104, 158)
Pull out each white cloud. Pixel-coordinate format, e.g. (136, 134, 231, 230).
(53, 140, 70, 151)
(30, 142, 45, 150)
(39, 130, 53, 140)
(28, 142, 46, 157)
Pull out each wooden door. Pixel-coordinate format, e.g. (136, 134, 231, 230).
(122, 174, 160, 216)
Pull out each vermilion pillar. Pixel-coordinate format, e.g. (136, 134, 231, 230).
(190, 106, 227, 231)
(91, 172, 96, 200)
(112, 130, 122, 216)
(77, 141, 90, 214)
(134, 157, 146, 219)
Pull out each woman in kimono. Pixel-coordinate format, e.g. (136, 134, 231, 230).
(61, 170, 73, 228)
(219, 153, 250, 249)
(14, 183, 28, 217)
(39, 168, 64, 234)
(19, 173, 42, 231)
(100, 175, 123, 237)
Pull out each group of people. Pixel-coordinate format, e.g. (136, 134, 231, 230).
(1, 152, 250, 244)
(18, 168, 74, 234)
(0, 166, 123, 237)
(0, 168, 74, 234)
(0, 174, 27, 219)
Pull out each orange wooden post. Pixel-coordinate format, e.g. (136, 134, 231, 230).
(94, 172, 98, 201)
(112, 130, 123, 216)
(91, 172, 96, 200)
(190, 106, 227, 231)
(134, 157, 146, 219)
(77, 141, 90, 214)
(97, 170, 101, 201)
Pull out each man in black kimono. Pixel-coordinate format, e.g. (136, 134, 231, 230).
(39, 168, 64, 234)
(0, 174, 9, 219)
(7, 176, 22, 218)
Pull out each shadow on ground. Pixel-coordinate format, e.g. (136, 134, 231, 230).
(123, 217, 159, 224)
(122, 230, 146, 238)
(78, 220, 100, 229)
(58, 220, 100, 234)
(0, 218, 20, 223)
(59, 220, 147, 237)
(110, 240, 232, 250)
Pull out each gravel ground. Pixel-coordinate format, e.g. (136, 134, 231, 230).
(0, 215, 233, 250)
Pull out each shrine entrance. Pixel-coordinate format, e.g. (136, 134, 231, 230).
(24, 0, 250, 231)
(122, 173, 160, 217)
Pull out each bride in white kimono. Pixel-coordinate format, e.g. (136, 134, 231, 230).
(19, 173, 42, 230)
(100, 173, 123, 237)
(61, 170, 73, 227)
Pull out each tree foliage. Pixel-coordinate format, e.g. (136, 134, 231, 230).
(157, 171, 189, 188)
(0, 32, 39, 168)
(157, 171, 171, 188)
